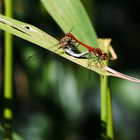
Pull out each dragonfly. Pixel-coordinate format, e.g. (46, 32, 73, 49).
(62, 32, 108, 67)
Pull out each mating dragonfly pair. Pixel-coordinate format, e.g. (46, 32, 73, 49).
(56, 32, 108, 67)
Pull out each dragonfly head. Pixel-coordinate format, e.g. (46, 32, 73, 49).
(101, 53, 108, 60)
(59, 36, 71, 47)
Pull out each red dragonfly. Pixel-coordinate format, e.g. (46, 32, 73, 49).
(65, 32, 108, 61)
(52, 31, 108, 68)
(64, 31, 118, 61)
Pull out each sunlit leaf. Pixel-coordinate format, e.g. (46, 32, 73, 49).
(0, 14, 140, 83)
(41, 0, 98, 48)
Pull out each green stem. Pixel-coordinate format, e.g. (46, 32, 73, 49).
(107, 87, 114, 139)
(4, 0, 13, 139)
(100, 74, 108, 139)
(101, 78, 114, 139)
(100, 39, 114, 139)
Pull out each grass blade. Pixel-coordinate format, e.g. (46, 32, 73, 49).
(0, 14, 140, 82)
(41, 0, 98, 48)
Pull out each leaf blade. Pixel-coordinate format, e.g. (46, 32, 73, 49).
(0, 14, 140, 83)
(41, 0, 98, 48)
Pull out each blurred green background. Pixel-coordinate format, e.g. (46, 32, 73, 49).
(0, 0, 140, 140)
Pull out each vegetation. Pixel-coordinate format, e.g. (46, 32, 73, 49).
(0, 0, 140, 140)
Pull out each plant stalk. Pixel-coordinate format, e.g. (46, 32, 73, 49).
(4, 0, 13, 139)
(100, 39, 114, 139)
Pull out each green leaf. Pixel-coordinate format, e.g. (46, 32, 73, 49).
(41, 0, 98, 48)
(0, 14, 140, 83)
(0, 14, 103, 75)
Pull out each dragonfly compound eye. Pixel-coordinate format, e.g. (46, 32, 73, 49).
(102, 53, 108, 60)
